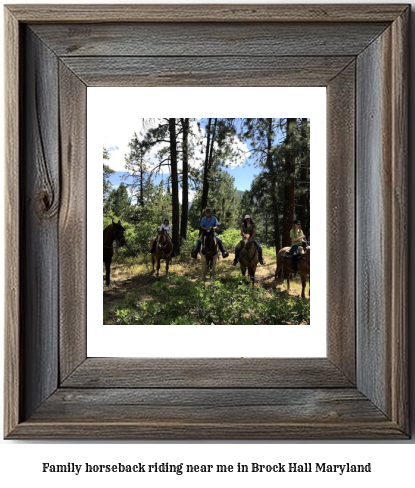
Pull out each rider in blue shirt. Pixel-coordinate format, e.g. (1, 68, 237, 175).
(191, 208, 229, 259)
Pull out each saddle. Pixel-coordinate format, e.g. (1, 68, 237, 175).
(284, 246, 306, 258)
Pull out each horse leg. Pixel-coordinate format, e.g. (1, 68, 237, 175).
(165, 258, 170, 276)
(105, 259, 111, 286)
(151, 254, 155, 274)
(249, 268, 255, 286)
(211, 256, 217, 280)
(275, 263, 284, 284)
(156, 259, 161, 278)
(301, 272, 306, 298)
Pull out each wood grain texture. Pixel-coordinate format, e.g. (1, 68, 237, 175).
(389, 8, 409, 432)
(6, 4, 409, 23)
(32, 388, 386, 422)
(61, 56, 354, 87)
(62, 358, 353, 388)
(4, 6, 21, 438)
(326, 62, 356, 383)
(356, 10, 408, 427)
(31, 22, 388, 57)
(21, 28, 60, 420)
(4, 4, 410, 440)
(58, 63, 87, 382)
(7, 421, 406, 440)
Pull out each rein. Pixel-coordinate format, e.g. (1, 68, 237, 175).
(157, 234, 173, 258)
(203, 232, 218, 260)
(242, 237, 257, 262)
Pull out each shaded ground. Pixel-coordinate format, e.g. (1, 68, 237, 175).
(104, 252, 308, 324)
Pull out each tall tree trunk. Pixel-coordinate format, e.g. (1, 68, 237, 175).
(282, 118, 296, 247)
(297, 118, 310, 241)
(139, 152, 144, 207)
(200, 118, 217, 213)
(169, 118, 180, 255)
(264, 118, 281, 256)
(265, 213, 268, 245)
(200, 118, 212, 214)
(180, 118, 189, 242)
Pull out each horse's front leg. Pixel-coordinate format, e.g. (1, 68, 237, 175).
(201, 257, 207, 281)
(249, 268, 255, 286)
(105, 260, 111, 286)
(165, 258, 170, 276)
(156, 260, 161, 278)
(211, 257, 217, 280)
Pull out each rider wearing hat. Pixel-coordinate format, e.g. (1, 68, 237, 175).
(232, 214, 265, 266)
(191, 208, 229, 259)
(290, 219, 307, 273)
(149, 217, 171, 254)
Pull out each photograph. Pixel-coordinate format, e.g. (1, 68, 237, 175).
(3, 0, 410, 446)
(103, 117, 311, 326)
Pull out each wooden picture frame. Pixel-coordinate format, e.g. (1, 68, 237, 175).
(4, 4, 409, 439)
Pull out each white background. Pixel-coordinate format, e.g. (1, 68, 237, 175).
(87, 87, 326, 357)
(1, 1, 414, 487)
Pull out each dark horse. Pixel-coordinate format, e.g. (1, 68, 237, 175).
(201, 228, 219, 281)
(103, 220, 126, 286)
(238, 233, 259, 286)
(151, 228, 173, 278)
(275, 246, 310, 298)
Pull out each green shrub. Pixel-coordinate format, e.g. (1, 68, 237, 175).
(219, 228, 242, 251)
(112, 273, 310, 325)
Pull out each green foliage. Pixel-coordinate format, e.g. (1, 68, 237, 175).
(220, 228, 241, 251)
(126, 221, 157, 255)
(111, 273, 310, 325)
(106, 183, 131, 220)
(188, 167, 241, 230)
(179, 228, 200, 258)
(103, 147, 114, 211)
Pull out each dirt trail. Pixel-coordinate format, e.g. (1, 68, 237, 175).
(104, 253, 305, 308)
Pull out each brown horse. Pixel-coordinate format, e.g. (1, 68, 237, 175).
(151, 229, 173, 278)
(275, 246, 310, 298)
(103, 220, 126, 286)
(201, 228, 219, 281)
(238, 233, 259, 285)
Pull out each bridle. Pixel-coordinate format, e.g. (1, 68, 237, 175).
(157, 231, 173, 258)
(104, 224, 125, 250)
(242, 234, 257, 261)
(203, 229, 218, 260)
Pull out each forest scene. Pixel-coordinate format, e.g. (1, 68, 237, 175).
(103, 118, 310, 325)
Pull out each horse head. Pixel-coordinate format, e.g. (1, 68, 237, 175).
(156, 229, 172, 256)
(241, 233, 257, 261)
(112, 220, 126, 247)
(203, 228, 217, 258)
(301, 246, 310, 265)
(157, 228, 167, 243)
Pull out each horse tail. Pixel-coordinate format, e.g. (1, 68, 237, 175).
(275, 262, 284, 282)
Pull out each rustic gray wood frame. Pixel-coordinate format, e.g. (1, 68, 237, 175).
(4, 4, 409, 440)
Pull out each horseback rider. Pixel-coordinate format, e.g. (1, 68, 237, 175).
(191, 208, 229, 259)
(289, 219, 307, 273)
(232, 215, 266, 266)
(149, 217, 172, 254)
